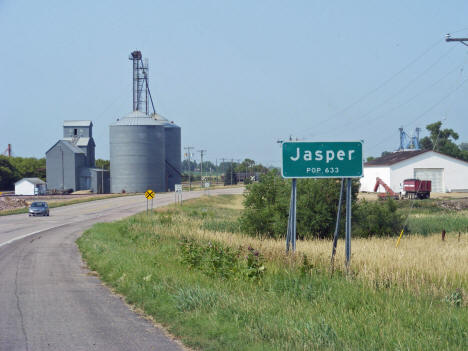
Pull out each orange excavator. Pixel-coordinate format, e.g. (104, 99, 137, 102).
(374, 177, 400, 200)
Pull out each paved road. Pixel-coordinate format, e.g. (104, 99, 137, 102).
(0, 188, 244, 351)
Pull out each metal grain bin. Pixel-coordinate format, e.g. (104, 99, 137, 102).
(110, 111, 166, 193)
(151, 113, 181, 191)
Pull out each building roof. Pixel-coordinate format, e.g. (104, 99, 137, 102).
(365, 150, 429, 166)
(112, 110, 167, 126)
(365, 149, 468, 166)
(62, 137, 94, 147)
(15, 177, 46, 185)
(63, 120, 93, 127)
(46, 140, 85, 155)
(150, 113, 168, 122)
(150, 113, 180, 128)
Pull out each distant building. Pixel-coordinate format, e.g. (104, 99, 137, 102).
(15, 178, 46, 195)
(360, 150, 468, 193)
(46, 121, 109, 193)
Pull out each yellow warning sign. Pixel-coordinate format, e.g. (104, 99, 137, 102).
(145, 189, 155, 199)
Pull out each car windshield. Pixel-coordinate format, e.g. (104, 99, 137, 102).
(31, 202, 45, 207)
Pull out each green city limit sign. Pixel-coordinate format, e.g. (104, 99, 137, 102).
(282, 141, 363, 178)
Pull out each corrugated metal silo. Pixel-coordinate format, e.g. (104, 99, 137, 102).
(151, 113, 181, 191)
(110, 111, 166, 193)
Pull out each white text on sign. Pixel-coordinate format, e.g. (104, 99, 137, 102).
(290, 148, 355, 163)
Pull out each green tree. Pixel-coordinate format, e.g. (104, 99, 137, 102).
(95, 159, 110, 170)
(240, 171, 361, 239)
(9, 157, 46, 180)
(419, 121, 466, 159)
(239, 170, 289, 238)
(0, 156, 20, 190)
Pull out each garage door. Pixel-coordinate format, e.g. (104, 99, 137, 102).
(414, 168, 444, 193)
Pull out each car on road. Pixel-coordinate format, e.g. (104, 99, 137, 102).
(28, 201, 50, 216)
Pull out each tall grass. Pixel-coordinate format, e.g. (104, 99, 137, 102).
(406, 212, 468, 235)
(134, 196, 468, 296)
(78, 194, 467, 350)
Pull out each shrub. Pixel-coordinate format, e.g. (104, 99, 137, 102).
(240, 171, 404, 239)
(240, 171, 359, 239)
(178, 238, 265, 281)
(353, 199, 404, 237)
(239, 171, 290, 238)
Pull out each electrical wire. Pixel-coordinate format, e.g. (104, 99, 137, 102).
(299, 38, 444, 135)
(366, 76, 468, 152)
(316, 54, 468, 142)
(326, 46, 456, 134)
(361, 58, 468, 127)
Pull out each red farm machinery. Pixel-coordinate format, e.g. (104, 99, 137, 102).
(373, 177, 431, 200)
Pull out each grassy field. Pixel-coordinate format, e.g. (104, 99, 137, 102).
(78, 194, 467, 350)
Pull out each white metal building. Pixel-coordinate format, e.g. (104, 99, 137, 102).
(360, 150, 468, 193)
(15, 178, 47, 195)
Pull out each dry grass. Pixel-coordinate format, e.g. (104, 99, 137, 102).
(143, 195, 468, 298)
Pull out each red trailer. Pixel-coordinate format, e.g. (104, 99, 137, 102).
(403, 179, 431, 199)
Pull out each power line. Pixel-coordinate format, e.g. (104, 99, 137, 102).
(319, 46, 456, 136)
(367, 76, 468, 152)
(299, 38, 443, 135)
(316, 55, 468, 141)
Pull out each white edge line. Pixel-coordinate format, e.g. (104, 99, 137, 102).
(0, 223, 69, 248)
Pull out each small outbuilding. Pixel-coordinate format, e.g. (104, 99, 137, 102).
(15, 178, 47, 195)
(360, 150, 468, 193)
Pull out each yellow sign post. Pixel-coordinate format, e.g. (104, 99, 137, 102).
(395, 229, 404, 248)
(145, 189, 155, 214)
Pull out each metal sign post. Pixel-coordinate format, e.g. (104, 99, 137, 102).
(145, 189, 155, 215)
(286, 178, 297, 253)
(345, 178, 352, 271)
(175, 184, 183, 205)
(330, 178, 344, 272)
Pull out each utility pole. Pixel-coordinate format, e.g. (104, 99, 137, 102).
(445, 34, 468, 46)
(220, 158, 226, 185)
(230, 158, 233, 185)
(184, 146, 194, 191)
(198, 150, 207, 188)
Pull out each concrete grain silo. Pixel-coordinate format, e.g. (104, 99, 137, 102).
(151, 113, 181, 191)
(110, 111, 166, 193)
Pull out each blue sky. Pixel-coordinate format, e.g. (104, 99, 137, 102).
(1, 1, 468, 166)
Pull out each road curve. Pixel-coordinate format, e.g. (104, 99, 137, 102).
(0, 188, 244, 351)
